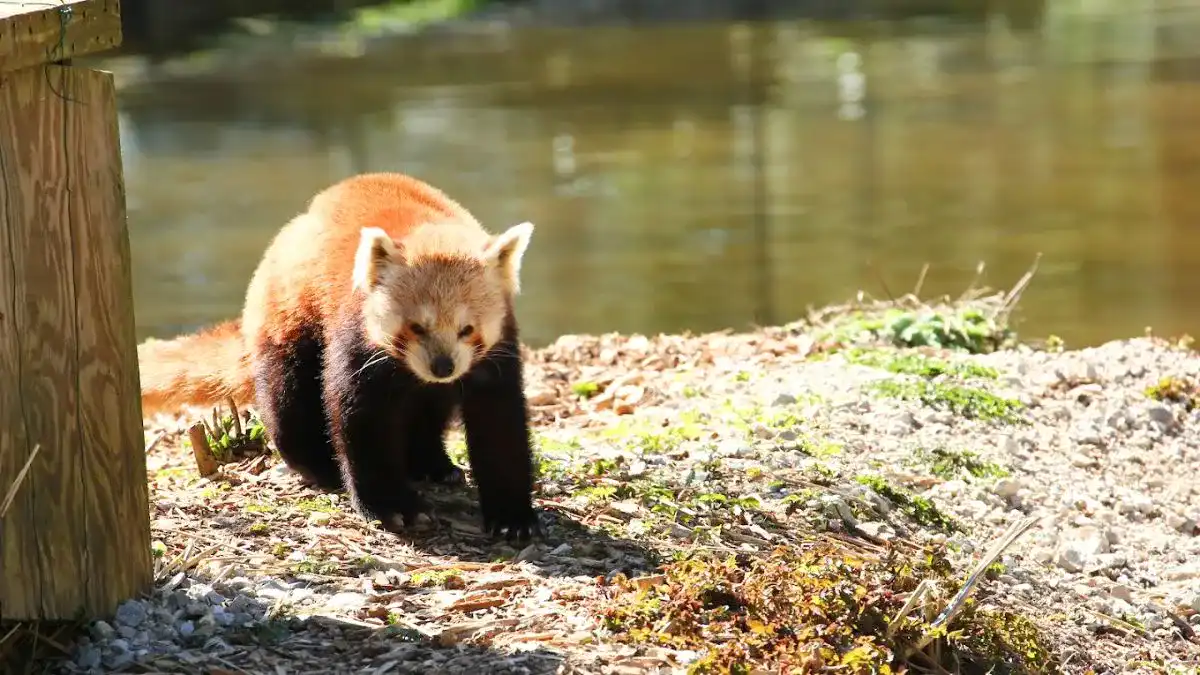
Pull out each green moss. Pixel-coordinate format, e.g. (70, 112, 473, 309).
(347, 0, 484, 31)
(572, 381, 600, 398)
(293, 495, 339, 514)
(292, 558, 339, 575)
(869, 379, 1024, 424)
(846, 349, 999, 380)
(602, 413, 707, 454)
(951, 610, 1058, 672)
(914, 447, 1009, 481)
(854, 474, 957, 532)
(409, 568, 464, 587)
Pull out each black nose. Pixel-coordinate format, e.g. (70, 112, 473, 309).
(430, 355, 454, 378)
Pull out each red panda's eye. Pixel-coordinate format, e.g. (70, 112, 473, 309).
(457, 325, 475, 339)
(408, 322, 427, 336)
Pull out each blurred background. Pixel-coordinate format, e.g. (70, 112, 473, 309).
(82, 0, 1200, 349)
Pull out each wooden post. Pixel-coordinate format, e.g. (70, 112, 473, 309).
(0, 0, 152, 621)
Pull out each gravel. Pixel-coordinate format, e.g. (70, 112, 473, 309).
(22, 327, 1200, 673)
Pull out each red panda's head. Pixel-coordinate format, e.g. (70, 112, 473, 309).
(352, 220, 534, 383)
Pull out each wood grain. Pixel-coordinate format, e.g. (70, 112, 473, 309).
(0, 0, 122, 75)
(0, 63, 150, 621)
(0, 64, 41, 623)
(63, 63, 153, 614)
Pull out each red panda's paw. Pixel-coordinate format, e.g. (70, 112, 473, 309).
(353, 486, 437, 535)
(482, 500, 542, 543)
(378, 510, 439, 536)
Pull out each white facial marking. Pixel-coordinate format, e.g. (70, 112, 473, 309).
(416, 305, 435, 327)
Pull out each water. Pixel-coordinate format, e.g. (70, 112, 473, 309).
(97, 3, 1200, 349)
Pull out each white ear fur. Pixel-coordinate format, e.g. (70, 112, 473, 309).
(352, 227, 398, 291)
(483, 221, 534, 295)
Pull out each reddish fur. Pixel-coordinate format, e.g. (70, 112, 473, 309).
(136, 173, 478, 415)
(137, 320, 255, 414)
(137, 172, 539, 539)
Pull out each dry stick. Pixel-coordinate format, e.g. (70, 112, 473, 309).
(998, 252, 1043, 322)
(886, 579, 934, 640)
(0, 623, 20, 649)
(910, 515, 1039, 653)
(0, 443, 41, 519)
(227, 396, 243, 438)
(144, 430, 166, 454)
(188, 422, 220, 477)
(957, 261, 988, 302)
(868, 259, 896, 303)
(913, 262, 931, 298)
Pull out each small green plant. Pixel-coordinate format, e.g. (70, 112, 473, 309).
(812, 305, 1015, 355)
(1145, 375, 1199, 411)
(883, 306, 1010, 353)
(191, 407, 269, 462)
(855, 474, 957, 532)
(596, 542, 1057, 673)
(869, 379, 1024, 424)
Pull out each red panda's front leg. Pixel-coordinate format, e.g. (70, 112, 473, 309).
(323, 323, 430, 533)
(461, 336, 540, 542)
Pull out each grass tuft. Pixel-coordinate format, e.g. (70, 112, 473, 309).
(792, 256, 1039, 355)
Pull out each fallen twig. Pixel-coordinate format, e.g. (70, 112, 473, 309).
(1, 443, 41, 519)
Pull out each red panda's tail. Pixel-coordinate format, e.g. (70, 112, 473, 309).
(136, 319, 256, 416)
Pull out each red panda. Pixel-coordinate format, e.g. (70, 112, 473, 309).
(137, 172, 540, 540)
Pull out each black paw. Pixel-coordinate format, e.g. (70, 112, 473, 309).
(482, 502, 542, 543)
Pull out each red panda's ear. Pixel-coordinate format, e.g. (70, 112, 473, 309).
(483, 221, 534, 295)
(352, 227, 398, 291)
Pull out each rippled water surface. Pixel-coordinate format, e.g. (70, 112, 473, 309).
(104, 3, 1200, 347)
